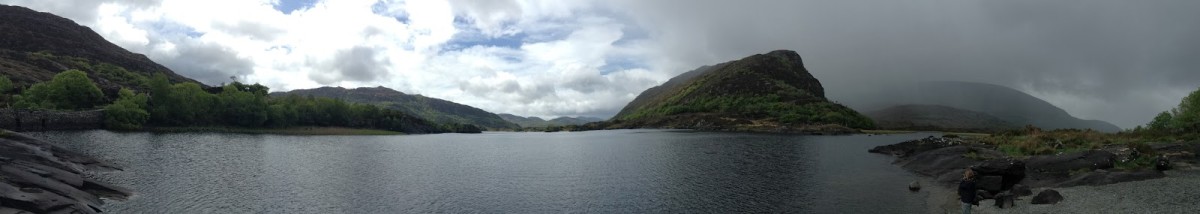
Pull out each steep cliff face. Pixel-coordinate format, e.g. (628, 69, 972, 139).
(0, 4, 198, 92)
(272, 86, 520, 130)
(609, 50, 873, 132)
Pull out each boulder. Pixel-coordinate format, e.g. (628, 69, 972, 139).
(977, 176, 1003, 193)
(868, 136, 961, 157)
(972, 158, 1026, 191)
(896, 146, 1005, 185)
(1026, 150, 1116, 173)
(908, 181, 920, 192)
(1023, 150, 1117, 187)
(1050, 169, 1165, 187)
(1031, 189, 1064, 204)
(976, 189, 994, 200)
(1155, 155, 1172, 171)
(994, 192, 1015, 208)
(1011, 184, 1033, 197)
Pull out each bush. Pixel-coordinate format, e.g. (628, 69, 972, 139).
(14, 70, 106, 110)
(103, 88, 149, 130)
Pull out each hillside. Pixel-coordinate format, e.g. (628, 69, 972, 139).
(498, 114, 603, 128)
(607, 50, 873, 133)
(272, 86, 520, 130)
(866, 104, 1018, 132)
(832, 81, 1121, 132)
(0, 4, 198, 94)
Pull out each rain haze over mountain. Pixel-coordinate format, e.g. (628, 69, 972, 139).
(4, 0, 1198, 129)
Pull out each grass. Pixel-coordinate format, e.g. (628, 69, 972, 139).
(142, 126, 403, 135)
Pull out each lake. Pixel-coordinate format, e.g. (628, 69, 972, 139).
(29, 130, 934, 213)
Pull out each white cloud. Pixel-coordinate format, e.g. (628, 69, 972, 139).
(0, 0, 666, 119)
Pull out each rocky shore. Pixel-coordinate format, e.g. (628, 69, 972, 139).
(869, 136, 1199, 212)
(0, 109, 105, 131)
(0, 129, 130, 213)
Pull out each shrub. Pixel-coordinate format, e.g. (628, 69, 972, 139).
(103, 88, 149, 130)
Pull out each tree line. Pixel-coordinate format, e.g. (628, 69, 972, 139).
(0, 70, 481, 133)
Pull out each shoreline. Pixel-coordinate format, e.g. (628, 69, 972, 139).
(140, 126, 404, 135)
(922, 168, 1200, 213)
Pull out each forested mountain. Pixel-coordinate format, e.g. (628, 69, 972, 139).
(273, 87, 520, 130)
(497, 114, 603, 128)
(606, 50, 873, 133)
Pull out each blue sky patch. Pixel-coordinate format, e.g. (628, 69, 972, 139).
(273, 0, 319, 15)
(599, 57, 647, 75)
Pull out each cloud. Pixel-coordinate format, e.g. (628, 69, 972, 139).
(3, 0, 1198, 127)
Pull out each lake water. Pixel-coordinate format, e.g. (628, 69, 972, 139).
(30, 130, 934, 213)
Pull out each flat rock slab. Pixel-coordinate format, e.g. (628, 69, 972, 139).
(0, 129, 127, 213)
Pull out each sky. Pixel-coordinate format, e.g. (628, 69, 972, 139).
(2, 0, 1197, 129)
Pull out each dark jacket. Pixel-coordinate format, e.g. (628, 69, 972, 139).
(958, 179, 978, 205)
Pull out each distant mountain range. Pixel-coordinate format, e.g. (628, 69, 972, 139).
(605, 50, 873, 133)
(271, 86, 520, 130)
(0, 4, 198, 95)
(866, 104, 1019, 132)
(836, 81, 1121, 132)
(497, 114, 603, 128)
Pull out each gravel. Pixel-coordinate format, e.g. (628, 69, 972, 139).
(926, 169, 1200, 214)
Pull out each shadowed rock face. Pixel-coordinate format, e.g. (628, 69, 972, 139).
(0, 4, 198, 91)
(0, 129, 131, 213)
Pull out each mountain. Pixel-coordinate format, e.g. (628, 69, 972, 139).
(498, 113, 603, 128)
(608, 50, 873, 133)
(867, 104, 1019, 132)
(834, 81, 1121, 132)
(272, 86, 520, 130)
(0, 5, 198, 94)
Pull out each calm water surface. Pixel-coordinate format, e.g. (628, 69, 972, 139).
(31, 130, 934, 213)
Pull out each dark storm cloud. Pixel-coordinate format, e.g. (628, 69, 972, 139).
(330, 46, 391, 83)
(158, 40, 255, 85)
(610, 0, 1200, 128)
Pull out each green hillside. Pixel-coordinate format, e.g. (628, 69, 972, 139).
(609, 50, 873, 132)
(273, 87, 520, 130)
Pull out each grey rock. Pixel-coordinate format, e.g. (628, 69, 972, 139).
(1011, 184, 1033, 196)
(994, 192, 1015, 208)
(977, 175, 1004, 192)
(1031, 189, 1064, 204)
(976, 189, 994, 200)
(908, 180, 920, 192)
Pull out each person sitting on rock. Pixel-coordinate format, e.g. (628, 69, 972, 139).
(958, 168, 978, 214)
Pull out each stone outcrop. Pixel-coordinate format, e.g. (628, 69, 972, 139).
(872, 137, 1178, 199)
(1030, 189, 1064, 204)
(0, 108, 104, 131)
(0, 129, 130, 213)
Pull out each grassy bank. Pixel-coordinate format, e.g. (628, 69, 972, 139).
(143, 126, 403, 135)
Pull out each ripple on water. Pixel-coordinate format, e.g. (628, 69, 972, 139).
(30, 130, 932, 213)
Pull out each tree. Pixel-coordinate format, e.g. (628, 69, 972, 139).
(219, 83, 268, 127)
(14, 70, 105, 109)
(1149, 111, 1174, 131)
(0, 75, 11, 107)
(1172, 88, 1200, 132)
(104, 88, 150, 130)
(0, 74, 11, 93)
